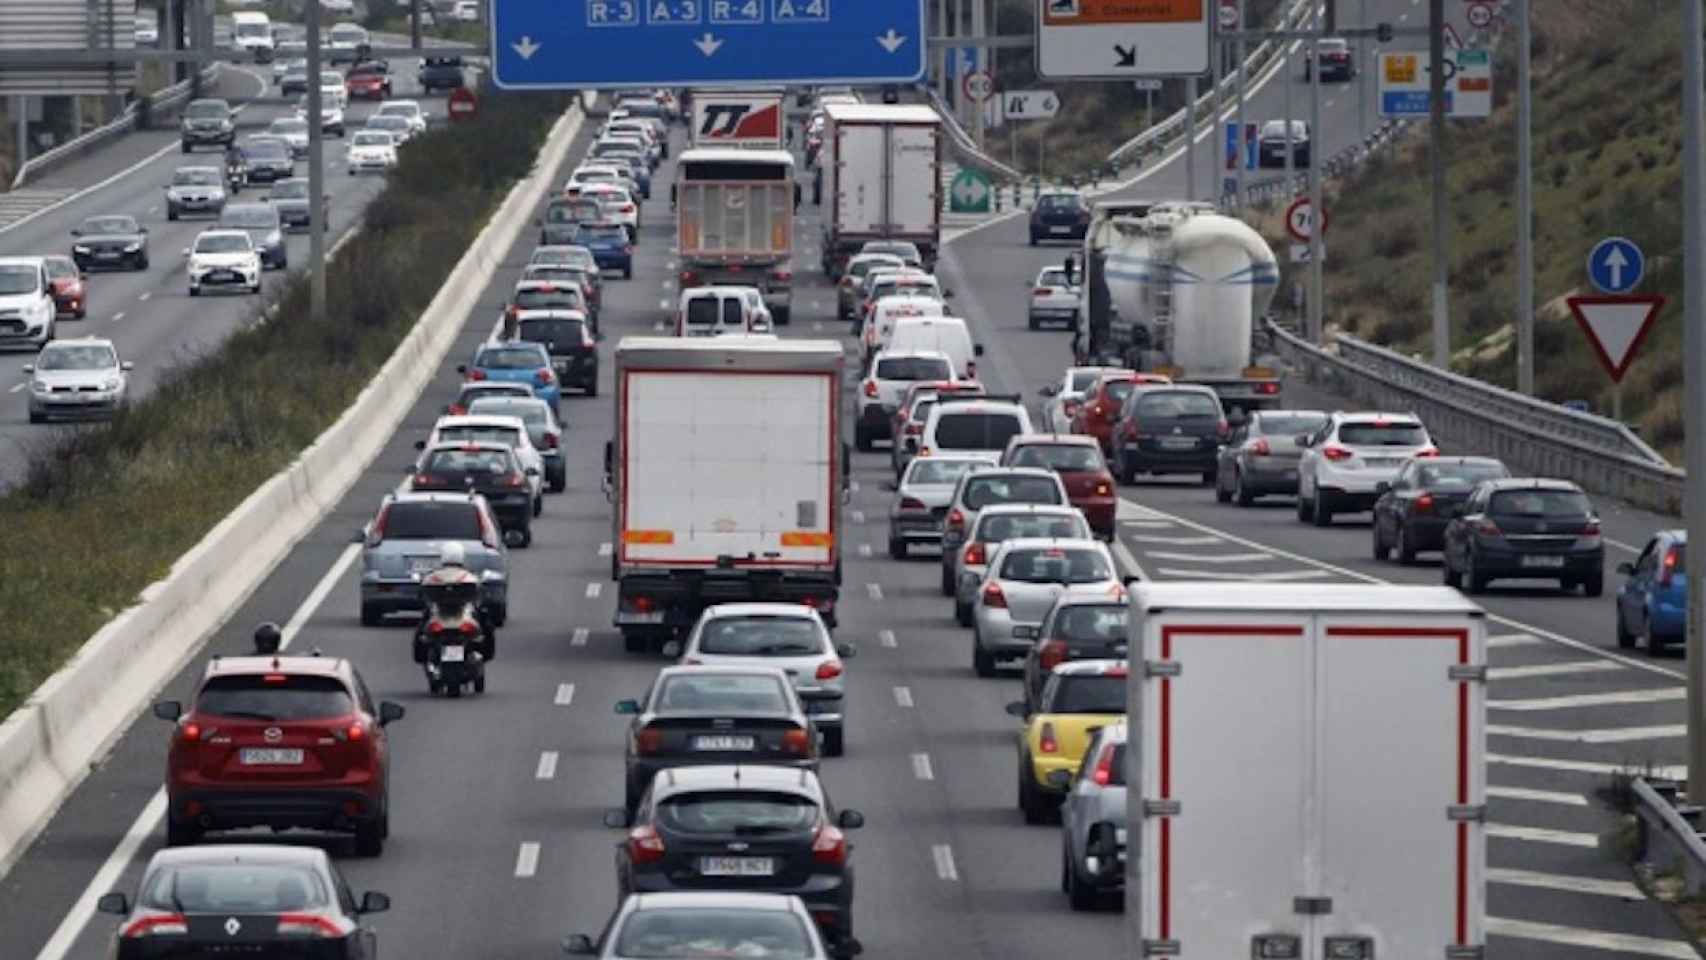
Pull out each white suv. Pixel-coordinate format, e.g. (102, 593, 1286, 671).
(1296, 411, 1436, 526)
(918, 394, 1033, 462)
(855, 349, 955, 451)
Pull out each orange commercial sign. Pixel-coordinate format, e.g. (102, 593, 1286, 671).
(1042, 0, 1203, 27)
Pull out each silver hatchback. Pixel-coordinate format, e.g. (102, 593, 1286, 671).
(971, 538, 1125, 677)
(1213, 409, 1328, 505)
(888, 456, 987, 559)
(938, 467, 1072, 596)
(953, 504, 1092, 626)
(1058, 721, 1128, 910)
(355, 491, 510, 627)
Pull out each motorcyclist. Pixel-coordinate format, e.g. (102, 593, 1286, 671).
(223, 142, 247, 193)
(252, 621, 283, 655)
(414, 542, 496, 663)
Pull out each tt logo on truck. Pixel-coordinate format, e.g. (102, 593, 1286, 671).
(699, 103, 781, 141)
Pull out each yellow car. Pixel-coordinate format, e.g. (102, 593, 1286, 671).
(1006, 659, 1128, 824)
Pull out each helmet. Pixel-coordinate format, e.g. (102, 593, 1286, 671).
(438, 542, 468, 568)
(252, 622, 283, 655)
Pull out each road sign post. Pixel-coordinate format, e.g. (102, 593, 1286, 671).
(490, 0, 928, 88)
(1037, 0, 1208, 78)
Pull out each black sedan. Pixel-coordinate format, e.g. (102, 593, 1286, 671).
(267, 177, 329, 232)
(1028, 190, 1091, 245)
(607, 764, 863, 956)
(70, 214, 149, 271)
(1443, 478, 1605, 596)
(239, 136, 296, 183)
(409, 441, 539, 546)
(97, 844, 389, 958)
(1371, 456, 1509, 563)
(616, 665, 819, 816)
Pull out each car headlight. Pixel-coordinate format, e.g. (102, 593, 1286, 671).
(189, 258, 204, 273)
(30, 379, 48, 394)
(73, 244, 91, 254)
(101, 376, 122, 391)
(123, 242, 141, 253)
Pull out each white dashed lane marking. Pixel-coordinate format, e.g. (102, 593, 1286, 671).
(598, 542, 612, 557)
(514, 842, 541, 878)
(893, 686, 914, 708)
(535, 752, 559, 781)
(1488, 723, 1685, 744)
(878, 629, 896, 648)
(931, 844, 958, 881)
(554, 683, 575, 706)
(585, 582, 602, 599)
(911, 753, 934, 781)
(1487, 785, 1587, 807)
(1487, 824, 1598, 848)
(1487, 661, 1624, 681)
(571, 627, 589, 647)
(1487, 868, 1641, 900)
(1488, 688, 1685, 711)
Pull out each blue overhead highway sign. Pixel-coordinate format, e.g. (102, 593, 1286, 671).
(489, 0, 929, 90)
(1587, 236, 1645, 295)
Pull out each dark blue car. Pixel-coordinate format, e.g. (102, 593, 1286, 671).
(573, 221, 632, 279)
(1617, 530, 1686, 653)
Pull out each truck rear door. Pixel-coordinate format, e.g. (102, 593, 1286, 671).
(679, 182, 791, 259)
(887, 124, 938, 237)
(833, 123, 886, 235)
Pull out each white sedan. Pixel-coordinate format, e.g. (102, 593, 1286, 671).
(346, 130, 398, 174)
(376, 99, 428, 136)
(1028, 265, 1079, 330)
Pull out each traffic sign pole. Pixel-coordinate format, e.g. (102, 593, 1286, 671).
(1235, 0, 1247, 210)
(1429, 0, 1449, 367)
(1516, 0, 1533, 394)
(1683, 0, 1706, 801)
(1308, 6, 1323, 345)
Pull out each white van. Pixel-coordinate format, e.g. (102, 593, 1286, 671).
(865, 294, 945, 359)
(888, 315, 983, 381)
(231, 12, 275, 60)
(677, 286, 764, 337)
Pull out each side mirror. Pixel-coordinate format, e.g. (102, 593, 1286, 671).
(563, 934, 598, 956)
(837, 809, 865, 829)
(358, 891, 391, 914)
(96, 892, 129, 915)
(120, 361, 134, 371)
(1004, 701, 1028, 718)
(1374, 481, 1390, 495)
(614, 698, 641, 715)
(1039, 384, 1058, 397)
(973, 343, 985, 357)
(70, 229, 82, 237)
(414, 439, 426, 450)
(21, 364, 33, 373)
(836, 642, 857, 658)
(1616, 561, 1635, 576)
(351, 526, 368, 544)
(152, 701, 182, 722)
(943, 288, 956, 298)
(456, 364, 468, 374)
(140, 226, 148, 234)
(603, 807, 632, 828)
(660, 640, 682, 658)
(1046, 769, 1073, 789)
(378, 701, 405, 725)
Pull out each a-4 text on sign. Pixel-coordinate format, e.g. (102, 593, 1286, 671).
(490, 0, 928, 89)
(1037, 0, 1208, 79)
(1377, 49, 1492, 118)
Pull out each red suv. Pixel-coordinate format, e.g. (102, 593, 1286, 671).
(1000, 434, 1118, 540)
(153, 654, 404, 856)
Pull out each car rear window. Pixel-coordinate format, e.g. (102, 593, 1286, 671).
(475, 346, 546, 369)
(616, 909, 814, 960)
(1417, 462, 1508, 489)
(140, 864, 330, 913)
(1053, 675, 1127, 713)
(381, 500, 481, 539)
(1001, 547, 1113, 584)
(876, 356, 952, 381)
(657, 791, 819, 834)
(196, 675, 353, 721)
(516, 317, 588, 346)
(655, 674, 790, 713)
(466, 399, 548, 426)
(424, 448, 513, 475)
(1135, 391, 1222, 418)
(437, 425, 522, 448)
(579, 224, 627, 242)
(1010, 445, 1103, 472)
(1489, 489, 1593, 517)
(1339, 422, 1428, 446)
(962, 475, 1062, 509)
(514, 288, 584, 311)
(697, 617, 826, 656)
(1039, 269, 1071, 288)
(685, 296, 742, 328)
(1039, 194, 1083, 211)
(1255, 413, 1328, 435)
(934, 412, 1026, 451)
(851, 256, 903, 278)
(906, 459, 976, 485)
(976, 513, 1081, 542)
(1052, 604, 1129, 642)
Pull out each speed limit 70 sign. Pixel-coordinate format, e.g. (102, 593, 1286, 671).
(1002, 89, 1061, 120)
(1285, 196, 1328, 241)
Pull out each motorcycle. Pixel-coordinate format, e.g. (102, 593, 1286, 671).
(412, 561, 496, 697)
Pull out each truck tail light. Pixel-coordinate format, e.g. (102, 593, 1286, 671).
(781, 727, 813, 756)
(815, 660, 843, 680)
(1038, 639, 1068, 672)
(771, 269, 791, 282)
(1256, 381, 1281, 395)
(1412, 493, 1434, 514)
(899, 496, 926, 509)
(634, 727, 664, 754)
(963, 542, 986, 566)
(1251, 438, 1271, 456)
(981, 581, 1007, 609)
(627, 594, 656, 613)
(812, 823, 848, 865)
(1039, 721, 1059, 753)
(627, 825, 666, 863)
(1321, 445, 1353, 462)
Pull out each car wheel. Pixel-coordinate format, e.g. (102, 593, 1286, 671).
(1395, 524, 1417, 565)
(1371, 522, 1389, 561)
(1028, 315, 1040, 331)
(1616, 609, 1637, 649)
(955, 598, 972, 628)
(1065, 850, 1099, 911)
(473, 673, 486, 694)
(1311, 491, 1333, 527)
(74, 306, 86, 320)
(889, 537, 907, 560)
(165, 817, 202, 847)
(1028, 232, 1039, 247)
(28, 409, 45, 424)
(1234, 469, 1255, 507)
(1443, 551, 1463, 589)
(822, 726, 845, 757)
(533, 495, 543, 518)
(622, 629, 647, 653)
(1201, 469, 1216, 486)
(490, 605, 507, 628)
(1296, 493, 1311, 522)
(188, 285, 200, 297)
(1583, 572, 1604, 598)
(1646, 621, 1667, 657)
(1018, 757, 1050, 824)
(587, 378, 599, 397)
(1215, 469, 1232, 503)
(623, 266, 633, 279)
(167, 206, 179, 221)
(248, 281, 261, 294)
(940, 563, 954, 596)
(972, 630, 996, 677)
(137, 255, 149, 270)
(855, 424, 872, 452)
(550, 471, 566, 494)
(1115, 449, 1136, 486)
(516, 524, 533, 548)
(360, 603, 382, 627)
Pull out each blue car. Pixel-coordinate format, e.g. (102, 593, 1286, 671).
(458, 341, 561, 414)
(1616, 530, 1686, 653)
(573, 221, 633, 279)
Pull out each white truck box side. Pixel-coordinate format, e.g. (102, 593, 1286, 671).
(1129, 582, 1484, 960)
(887, 123, 941, 236)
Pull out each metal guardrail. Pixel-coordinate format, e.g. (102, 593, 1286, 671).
(11, 63, 220, 190)
(922, 87, 1024, 183)
(1632, 778, 1706, 896)
(1267, 319, 1685, 514)
(1239, 118, 1411, 203)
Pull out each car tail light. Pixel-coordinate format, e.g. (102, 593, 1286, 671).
(1094, 478, 1113, 497)
(1256, 381, 1281, 395)
(863, 380, 878, 398)
(179, 722, 204, 742)
(367, 504, 390, 544)
(1412, 493, 1434, 514)
(1576, 520, 1602, 550)
(1470, 517, 1503, 538)
(277, 913, 347, 938)
(122, 914, 189, 938)
(1039, 639, 1069, 672)
(1321, 445, 1353, 462)
(634, 727, 664, 754)
(816, 661, 843, 680)
(812, 823, 848, 865)
(543, 433, 559, 449)
(1063, 400, 1079, 416)
(619, 204, 635, 213)
(1251, 438, 1271, 456)
(1091, 745, 1116, 785)
(447, 403, 466, 415)
(1661, 545, 1682, 586)
(1415, 446, 1440, 458)
(904, 421, 922, 435)
(781, 727, 813, 756)
(1039, 721, 1059, 754)
(946, 508, 965, 532)
(1217, 419, 1230, 440)
(900, 496, 926, 509)
(467, 369, 487, 381)
(507, 472, 528, 488)
(536, 369, 555, 386)
(1033, 287, 1052, 296)
(982, 581, 1007, 609)
(963, 542, 986, 566)
(627, 825, 666, 863)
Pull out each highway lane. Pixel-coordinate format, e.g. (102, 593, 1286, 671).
(0, 57, 458, 488)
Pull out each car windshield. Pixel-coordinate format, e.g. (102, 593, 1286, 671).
(1256, 413, 1328, 435)
(0, 266, 39, 294)
(976, 512, 1081, 542)
(369, 117, 408, 131)
(851, 257, 905, 279)
(475, 347, 546, 370)
(1417, 462, 1508, 489)
(174, 169, 221, 185)
(963, 476, 1062, 510)
(1053, 604, 1129, 642)
(934, 413, 1027, 452)
(657, 791, 819, 834)
(1053, 675, 1128, 713)
(466, 399, 548, 428)
(379, 500, 481, 539)
(614, 909, 815, 960)
(1339, 422, 1428, 446)
(515, 288, 584, 310)
(437, 425, 522, 448)
(577, 225, 626, 242)
(139, 864, 330, 913)
(1039, 194, 1083, 211)
(698, 616, 825, 656)
(1010, 445, 1103, 472)
(876, 356, 952, 381)
(196, 675, 353, 721)
(195, 235, 250, 254)
(44, 258, 77, 280)
(185, 102, 225, 119)
(81, 215, 137, 234)
(654, 674, 790, 713)
(1039, 268, 1072, 288)
(516, 317, 588, 346)
(424, 448, 513, 475)
(352, 132, 392, 147)
(37, 345, 115, 370)
(1489, 489, 1594, 517)
(1135, 391, 1222, 418)
(906, 459, 977, 486)
(270, 181, 308, 200)
(221, 208, 277, 229)
(246, 140, 288, 159)
(1001, 547, 1113, 584)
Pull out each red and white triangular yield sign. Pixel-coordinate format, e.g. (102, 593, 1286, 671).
(1566, 294, 1666, 383)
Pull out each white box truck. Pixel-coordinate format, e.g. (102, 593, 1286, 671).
(691, 89, 786, 149)
(675, 148, 798, 324)
(817, 103, 941, 278)
(1126, 582, 1486, 960)
(604, 337, 847, 652)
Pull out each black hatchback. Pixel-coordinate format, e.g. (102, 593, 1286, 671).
(608, 764, 864, 957)
(1019, 597, 1129, 713)
(515, 312, 600, 394)
(1372, 456, 1510, 563)
(409, 441, 538, 545)
(1029, 191, 1091, 245)
(1443, 479, 1605, 596)
(1109, 384, 1227, 484)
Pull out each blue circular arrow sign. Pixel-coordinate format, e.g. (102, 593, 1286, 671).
(1587, 236, 1645, 295)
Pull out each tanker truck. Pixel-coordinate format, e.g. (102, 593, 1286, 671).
(1071, 201, 1283, 410)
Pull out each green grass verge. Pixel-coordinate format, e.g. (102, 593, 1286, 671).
(0, 91, 574, 721)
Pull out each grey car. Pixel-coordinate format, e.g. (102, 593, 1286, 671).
(888, 456, 987, 559)
(179, 97, 234, 151)
(971, 538, 1123, 677)
(280, 59, 311, 95)
(1020, 596, 1130, 713)
(24, 337, 131, 423)
(266, 116, 312, 158)
(939, 466, 1072, 596)
(1213, 408, 1328, 505)
(266, 177, 328, 232)
(218, 202, 287, 270)
(466, 395, 566, 492)
(953, 504, 1092, 627)
(164, 165, 227, 220)
(1058, 721, 1128, 910)
(356, 491, 510, 626)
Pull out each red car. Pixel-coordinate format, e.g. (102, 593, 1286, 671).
(44, 255, 86, 319)
(1000, 434, 1118, 540)
(153, 651, 404, 855)
(344, 62, 391, 100)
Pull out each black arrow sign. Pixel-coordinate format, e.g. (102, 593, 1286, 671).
(1114, 44, 1135, 68)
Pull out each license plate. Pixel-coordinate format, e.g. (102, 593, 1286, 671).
(96, 251, 120, 259)
(1364, 458, 1395, 467)
(1159, 437, 1197, 449)
(1521, 555, 1566, 569)
(440, 644, 465, 662)
(699, 856, 774, 877)
(693, 735, 754, 751)
(240, 748, 303, 765)
(410, 557, 438, 573)
(618, 610, 665, 624)
(1050, 225, 1072, 234)
(211, 270, 234, 281)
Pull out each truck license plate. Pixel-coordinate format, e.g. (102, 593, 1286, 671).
(693, 735, 754, 751)
(700, 856, 774, 877)
(440, 645, 465, 662)
(1521, 555, 1566, 569)
(240, 748, 303, 765)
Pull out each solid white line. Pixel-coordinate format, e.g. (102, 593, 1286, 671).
(1130, 534, 1224, 545)
(282, 544, 363, 645)
(554, 683, 576, 706)
(1489, 660, 1626, 680)
(1487, 824, 1599, 848)
(911, 752, 934, 780)
(857, 543, 872, 558)
(893, 685, 914, 708)
(586, 582, 602, 599)
(1489, 753, 1684, 780)
(571, 627, 589, 647)
(1486, 785, 1587, 807)
(1143, 550, 1274, 563)
(514, 841, 541, 878)
(866, 583, 883, 601)
(878, 629, 896, 648)
(111, 312, 124, 322)
(932, 844, 959, 881)
(535, 751, 559, 781)
(1487, 633, 1542, 648)
(8, 382, 24, 393)
(1486, 917, 1699, 958)
(138, 292, 150, 301)
(1153, 567, 1330, 581)
(1488, 688, 1684, 711)
(1487, 868, 1641, 900)
(1488, 723, 1685, 744)
(1607, 537, 1641, 554)
(599, 542, 613, 556)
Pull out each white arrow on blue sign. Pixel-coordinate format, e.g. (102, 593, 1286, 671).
(1586, 236, 1645, 295)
